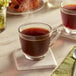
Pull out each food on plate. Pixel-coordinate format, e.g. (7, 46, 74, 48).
(8, 0, 41, 12)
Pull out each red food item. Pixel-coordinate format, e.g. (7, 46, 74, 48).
(17, 0, 25, 4)
(17, 1, 33, 12)
(8, 0, 40, 12)
(32, 0, 40, 9)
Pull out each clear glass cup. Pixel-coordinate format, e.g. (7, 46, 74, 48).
(0, 7, 6, 33)
(18, 22, 61, 61)
(60, 0, 76, 34)
(47, 0, 61, 8)
(0, 0, 10, 33)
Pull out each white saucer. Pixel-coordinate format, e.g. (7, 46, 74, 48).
(59, 25, 76, 40)
(55, 24, 76, 40)
(13, 48, 57, 71)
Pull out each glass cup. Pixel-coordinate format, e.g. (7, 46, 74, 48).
(0, 7, 6, 33)
(60, 0, 76, 34)
(0, 0, 10, 33)
(18, 22, 61, 61)
(47, 0, 61, 8)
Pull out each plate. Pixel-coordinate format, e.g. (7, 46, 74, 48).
(7, 0, 44, 15)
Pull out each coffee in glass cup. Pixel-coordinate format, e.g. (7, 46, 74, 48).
(18, 22, 61, 61)
(60, 0, 76, 34)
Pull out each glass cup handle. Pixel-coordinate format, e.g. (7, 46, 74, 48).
(50, 24, 63, 46)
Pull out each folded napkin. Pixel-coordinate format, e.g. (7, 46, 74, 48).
(51, 46, 76, 76)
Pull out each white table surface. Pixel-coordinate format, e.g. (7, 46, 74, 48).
(0, 6, 76, 76)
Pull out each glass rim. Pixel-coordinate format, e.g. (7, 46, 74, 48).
(60, 2, 76, 14)
(61, 0, 76, 7)
(18, 22, 53, 38)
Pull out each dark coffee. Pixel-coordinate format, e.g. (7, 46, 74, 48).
(20, 28, 50, 56)
(61, 4, 76, 29)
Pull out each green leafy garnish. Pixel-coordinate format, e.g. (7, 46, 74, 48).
(0, 0, 9, 8)
(0, 15, 5, 29)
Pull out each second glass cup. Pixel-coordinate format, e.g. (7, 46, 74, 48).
(60, 0, 76, 34)
(18, 22, 61, 61)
